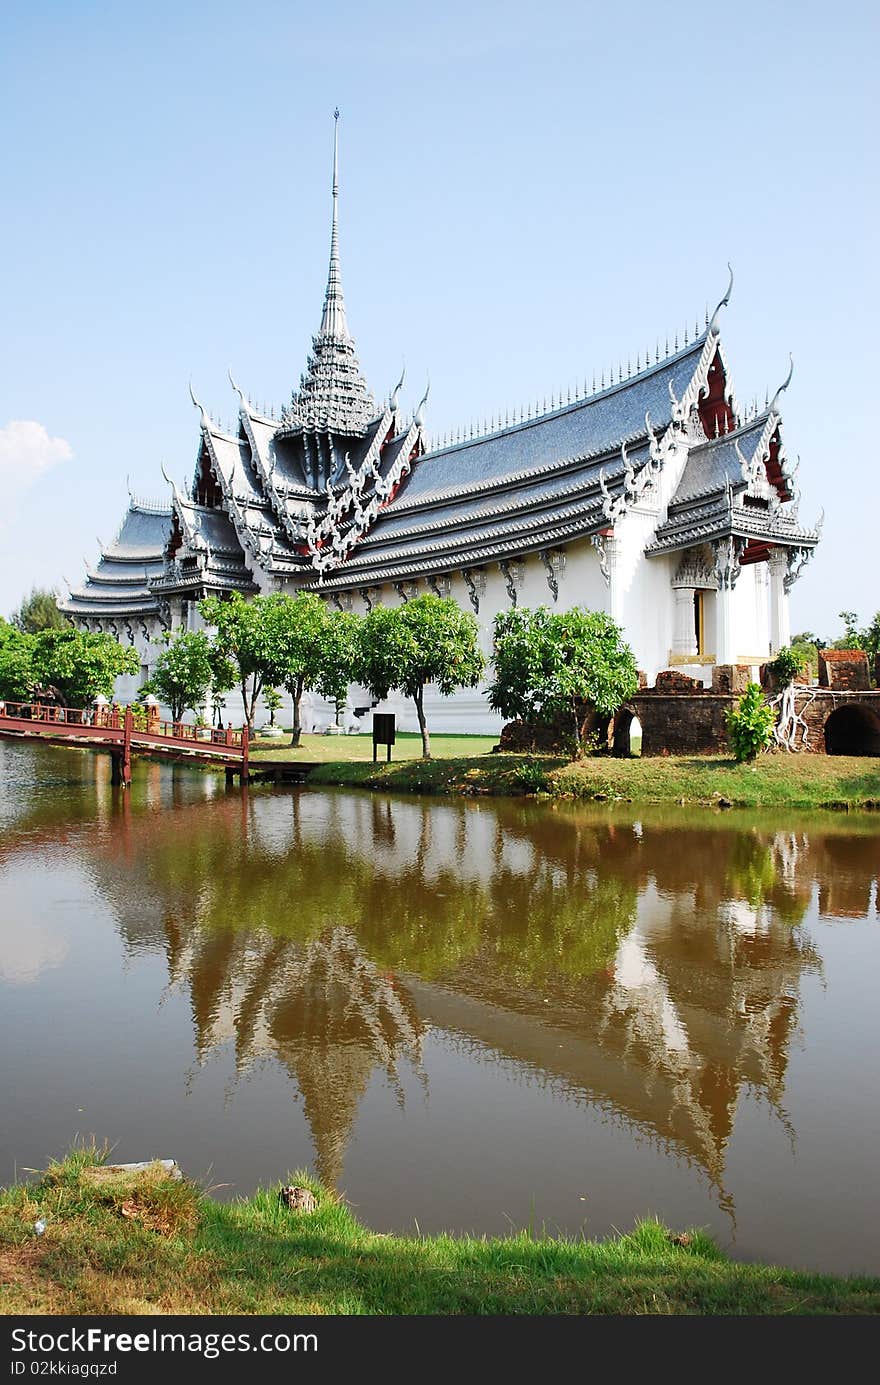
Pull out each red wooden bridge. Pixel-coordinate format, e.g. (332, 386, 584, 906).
(0, 701, 249, 786)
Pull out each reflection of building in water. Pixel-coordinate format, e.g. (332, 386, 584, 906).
(166, 922, 423, 1186)
(84, 789, 866, 1200)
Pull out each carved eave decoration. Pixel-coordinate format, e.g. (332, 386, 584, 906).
(672, 548, 718, 590)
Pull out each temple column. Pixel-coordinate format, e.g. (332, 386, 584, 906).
(713, 538, 742, 666)
(715, 586, 736, 665)
(767, 547, 790, 654)
(671, 586, 698, 657)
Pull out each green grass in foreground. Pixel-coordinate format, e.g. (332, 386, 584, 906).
(249, 731, 498, 762)
(2, 1150, 878, 1315)
(301, 749, 880, 811)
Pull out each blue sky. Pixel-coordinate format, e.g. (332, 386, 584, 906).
(1, 0, 876, 638)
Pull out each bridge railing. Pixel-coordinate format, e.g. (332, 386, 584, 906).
(0, 701, 245, 749)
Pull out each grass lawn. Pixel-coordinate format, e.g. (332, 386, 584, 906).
(249, 731, 499, 762)
(299, 750, 880, 812)
(2, 1151, 878, 1316)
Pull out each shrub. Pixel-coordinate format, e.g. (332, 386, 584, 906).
(727, 683, 776, 762)
(512, 761, 549, 793)
(767, 645, 807, 686)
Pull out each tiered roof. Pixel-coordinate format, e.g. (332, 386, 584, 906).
(59, 124, 818, 627)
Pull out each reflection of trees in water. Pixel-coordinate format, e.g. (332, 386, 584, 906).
(75, 790, 873, 1200)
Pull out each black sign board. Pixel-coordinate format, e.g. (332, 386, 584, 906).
(372, 713, 396, 762)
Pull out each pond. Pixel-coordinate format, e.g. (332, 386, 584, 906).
(1, 741, 878, 1275)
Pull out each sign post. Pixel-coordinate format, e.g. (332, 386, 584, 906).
(372, 713, 396, 763)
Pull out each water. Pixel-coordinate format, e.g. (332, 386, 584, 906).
(1, 740, 878, 1276)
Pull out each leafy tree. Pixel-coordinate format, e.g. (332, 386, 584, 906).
(29, 628, 138, 706)
(11, 587, 68, 633)
(726, 683, 776, 762)
(143, 630, 234, 723)
(792, 629, 826, 652)
(199, 593, 278, 730)
(789, 637, 819, 677)
(0, 618, 36, 700)
(355, 595, 485, 758)
(833, 610, 862, 651)
(261, 593, 360, 746)
(488, 606, 638, 758)
(860, 611, 880, 670)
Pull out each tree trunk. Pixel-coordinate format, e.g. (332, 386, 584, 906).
(414, 687, 431, 759)
(571, 702, 582, 760)
(290, 679, 303, 747)
(243, 676, 262, 731)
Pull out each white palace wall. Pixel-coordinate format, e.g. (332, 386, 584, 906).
(111, 536, 787, 734)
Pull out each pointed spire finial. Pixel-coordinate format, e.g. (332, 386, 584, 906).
(709, 263, 734, 336)
(769, 354, 794, 414)
(414, 379, 430, 427)
(320, 109, 349, 340)
(189, 380, 209, 429)
(389, 364, 406, 412)
(227, 367, 247, 410)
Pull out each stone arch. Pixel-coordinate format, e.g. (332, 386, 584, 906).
(612, 705, 643, 757)
(823, 704, 880, 756)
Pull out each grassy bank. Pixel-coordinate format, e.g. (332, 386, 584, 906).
(2, 1151, 878, 1315)
(300, 750, 880, 811)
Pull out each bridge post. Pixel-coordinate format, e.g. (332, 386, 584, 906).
(122, 705, 133, 787)
(241, 722, 249, 784)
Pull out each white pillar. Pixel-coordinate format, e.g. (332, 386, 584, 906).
(672, 587, 698, 656)
(767, 548, 790, 654)
(713, 539, 742, 666)
(715, 585, 736, 665)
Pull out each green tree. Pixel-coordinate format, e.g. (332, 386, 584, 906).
(261, 593, 360, 747)
(30, 628, 138, 706)
(144, 630, 234, 723)
(792, 629, 826, 652)
(199, 593, 278, 730)
(833, 611, 862, 651)
(726, 683, 776, 762)
(860, 611, 880, 670)
(488, 606, 638, 758)
(0, 618, 36, 700)
(355, 595, 485, 758)
(11, 587, 68, 633)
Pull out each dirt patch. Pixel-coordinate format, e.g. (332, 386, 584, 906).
(0, 1240, 61, 1314)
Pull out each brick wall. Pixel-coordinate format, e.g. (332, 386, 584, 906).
(629, 693, 736, 755)
(818, 650, 870, 691)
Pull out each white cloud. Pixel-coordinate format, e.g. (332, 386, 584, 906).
(0, 420, 73, 494)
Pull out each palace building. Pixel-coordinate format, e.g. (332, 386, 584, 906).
(59, 117, 820, 732)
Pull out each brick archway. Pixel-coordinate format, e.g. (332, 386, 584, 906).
(612, 706, 643, 757)
(823, 703, 880, 756)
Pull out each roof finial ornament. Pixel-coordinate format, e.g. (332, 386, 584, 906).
(709, 263, 734, 336)
(389, 364, 406, 412)
(160, 463, 175, 492)
(126, 473, 133, 500)
(227, 367, 247, 409)
(414, 379, 430, 427)
(769, 354, 794, 415)
(189, 380, 209, 429)
(320, 107, 349, 340)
